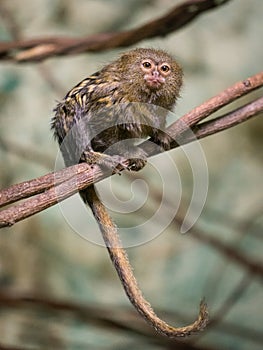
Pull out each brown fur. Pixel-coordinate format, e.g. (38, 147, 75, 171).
(52, 48, 208, 337)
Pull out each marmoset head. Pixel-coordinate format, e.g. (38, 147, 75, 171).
(112, 48, 183, 108)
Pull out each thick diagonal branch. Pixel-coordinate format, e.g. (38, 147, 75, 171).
(0, 72, 262, 227)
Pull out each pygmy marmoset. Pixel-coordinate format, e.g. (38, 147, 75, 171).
(52, 48, 208, 337)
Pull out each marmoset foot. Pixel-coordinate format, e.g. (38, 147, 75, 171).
(123, 147, 147, 172)
(82, 150, 128, 173)
(153, 131, 173, 151)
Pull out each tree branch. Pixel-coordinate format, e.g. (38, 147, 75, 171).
(0, 71, 262, 228)
(0, 0, 231, 62)
(167, 74, 263, 143)
(179, 96, 263, 145)
(172, 215, 263, 280)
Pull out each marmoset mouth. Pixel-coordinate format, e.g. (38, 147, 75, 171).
(145, 76, 164, 88)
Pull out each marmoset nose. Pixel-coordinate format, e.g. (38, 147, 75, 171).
(152, 69, 159, 77)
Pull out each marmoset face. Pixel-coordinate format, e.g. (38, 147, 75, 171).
(140, 58, 172, 89)
(116, 48, 183, 107)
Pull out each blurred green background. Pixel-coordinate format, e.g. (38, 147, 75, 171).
(0, 0, 262, 349)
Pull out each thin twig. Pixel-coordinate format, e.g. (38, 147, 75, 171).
(0, 72, 262, 228)
(1, 291, 263, 346)
(207, 274, 252, 329)
(172, 215, 263, 280)
(149, 182, 263, 280)
(0, 344, 30, 350)
(0, 1, 66, 95)
(180, 96, 263, 145)
(166, 73, 263, 143)
(0, 0, 231, 62)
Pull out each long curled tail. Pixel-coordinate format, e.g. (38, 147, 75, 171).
(80, 185, 209, 337)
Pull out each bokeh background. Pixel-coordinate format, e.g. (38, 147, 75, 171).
(0, 0, 262, 349)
